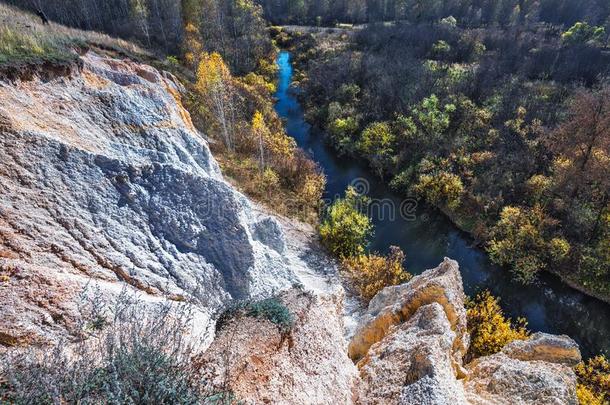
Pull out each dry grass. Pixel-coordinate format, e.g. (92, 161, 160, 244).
(0, 3, 151, 69)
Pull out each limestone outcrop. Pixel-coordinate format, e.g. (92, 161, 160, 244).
(463, 333, 581, 404)
(0, 50, 583, 404)
(349, 259, 581, 405)
(0, 52, 330, 347)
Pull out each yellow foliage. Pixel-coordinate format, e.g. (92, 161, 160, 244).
(243, 72, 276, 94)
(251, 110, 294, 162)
(183, 24, 202, 68)
(300, 173, 325, 205)
(465, 291, 530, 361)
(577, 384, 605, 405)
(341, 246, 412, 301)
(196, 52, 232, 93)
(575, 356, 610, 405)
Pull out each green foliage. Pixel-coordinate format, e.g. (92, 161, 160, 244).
(439, 15, 457, 27)
(413, 94, 455, 138)
(216, 297, 294, 334)
(562, 22, 606, 45)
(357, 121, 396, 176)
(166, 55, 180, 67)
(341, 246, 412, 301)
(574, 355, 610, 405)
(414, 169, 464, 209)
(319, 187, 373, 258)
(431, 39, 451, 56)
(0, 26, 79, 67)
(246, 298, 294, 332)
(465, 291, 530, 361)
(488, 205, 570, 283)
(328, 116, 359, 154)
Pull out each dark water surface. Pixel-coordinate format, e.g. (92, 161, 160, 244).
(275, 51, 609, 358)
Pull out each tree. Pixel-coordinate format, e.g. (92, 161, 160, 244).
(414, 94, 455, 137)
(251, 110, 269, 170)
(487, 205, 569, 283)
(548, 86, 610, 219)
(465, 290, 530, 361)
(561, 22, 606, 45)
(130, 0, 151, 45)
(319, 187, 373, 258)
(357, 121, 396, 177)
(413, 169, 464, 209)
(196, 52, 235, 150)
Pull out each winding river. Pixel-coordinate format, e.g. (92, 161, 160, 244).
(275, 51, 610, 358)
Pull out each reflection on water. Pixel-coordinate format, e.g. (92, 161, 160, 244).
(275, 51, 610, 358)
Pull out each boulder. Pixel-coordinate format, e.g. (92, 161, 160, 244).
(349, 259, 581, 405)
(196, 289, 359, 404)
(463, 333, 581, 404)
(349, 258, 468, 369)
(356, 302, 468, 404)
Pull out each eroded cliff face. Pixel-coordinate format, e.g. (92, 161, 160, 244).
(0, 52, 333, 347)
(0, 53, 581, 404)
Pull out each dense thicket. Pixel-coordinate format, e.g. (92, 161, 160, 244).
(255, 0, 610, 28)
(292, 15, 609, 296)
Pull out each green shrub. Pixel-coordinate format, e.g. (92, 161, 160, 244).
(216, 297, 294, 334)
(246, 298, 294, 332)
(319, 186, 373, 258)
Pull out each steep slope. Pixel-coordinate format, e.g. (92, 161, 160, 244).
(0, 51, 332, 347)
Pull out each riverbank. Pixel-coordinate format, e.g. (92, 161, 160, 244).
(274, 50, 610, 358)
(273, 25, 610, 306)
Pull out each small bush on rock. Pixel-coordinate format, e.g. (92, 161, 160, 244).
(465, 290, 530, 361)
(341, 246, 412, 301)
(216, 297, 294, 334)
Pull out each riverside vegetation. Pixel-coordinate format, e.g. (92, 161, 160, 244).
(272, 0, 610, 303)
(1, 1, 608, 404)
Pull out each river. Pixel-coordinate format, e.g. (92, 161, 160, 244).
(274, 51, 610, 358)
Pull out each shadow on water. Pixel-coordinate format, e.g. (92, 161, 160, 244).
(275, 51, 610, 358)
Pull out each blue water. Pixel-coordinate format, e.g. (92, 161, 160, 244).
(275, 51, 610, 358)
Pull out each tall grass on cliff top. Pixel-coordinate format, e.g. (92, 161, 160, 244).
(0, 3, 149, 69)
(0, 287, 231, 404)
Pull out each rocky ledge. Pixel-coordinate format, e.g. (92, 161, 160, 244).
(188, 259, 581, 404)
(351, 258, 580, 405)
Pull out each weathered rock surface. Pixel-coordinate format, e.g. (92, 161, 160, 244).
(463, 333, 581, 404)
(350, 259, 581, 405)
(356, 302, 468, 404)
(196, 289, 359, 405)
(0, 52, 331, 347)
(349, 258, 468, 368)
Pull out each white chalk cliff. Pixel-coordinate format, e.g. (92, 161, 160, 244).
(0, 53, 580, 404)
(0, 52, 336, 347)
